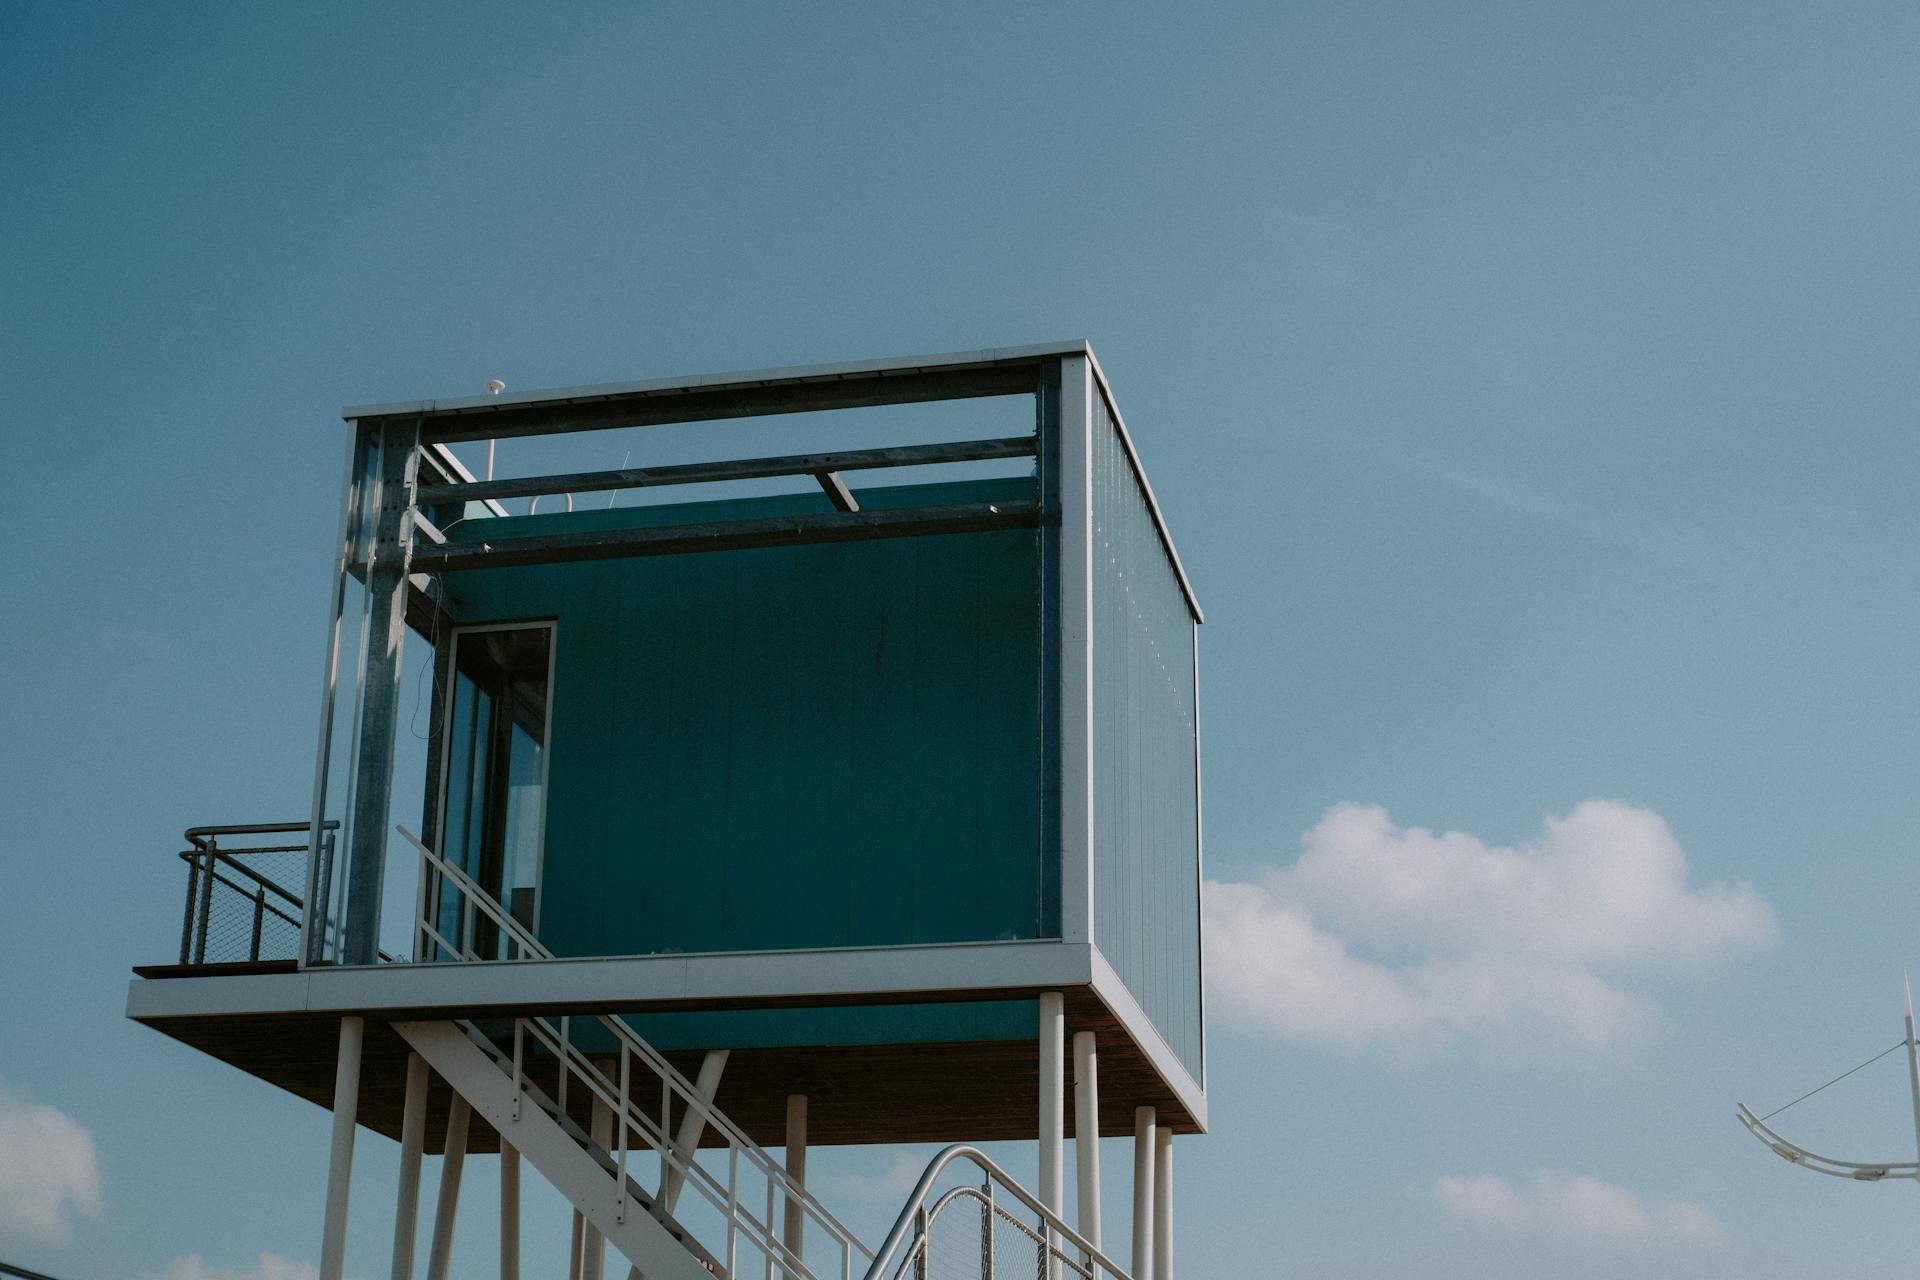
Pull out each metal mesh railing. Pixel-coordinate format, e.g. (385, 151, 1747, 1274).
(176, 823, 331, 965)
(872, 1150, 1128, 1280)
(898, 1188, 1094, 1280)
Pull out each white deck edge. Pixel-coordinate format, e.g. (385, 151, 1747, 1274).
(1088, 945, 1209, 1133)
(128, 940, 1094, 1021)
(127, 938, 1207, 1125)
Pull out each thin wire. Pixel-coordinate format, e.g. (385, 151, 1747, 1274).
(1760, 1039, 1907, 1121)
(0, 1261, 67, 1280)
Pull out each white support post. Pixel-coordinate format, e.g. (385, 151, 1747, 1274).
(568, 1211, 585, 1280)
(782, 1094, 808, 1279)
(425, 1095, 471, 1280)
(1072, 1031, 1101, 1251)
(1152, 1130, 1173, 1280)
(499, 1141, 520, 1280)
(1038, 993, 1066, 1218)
(580, 1096, 610, 1280)
(626, 1050, 729, 1280)
(658, 1049, 730, 1215)
(1131, 1106, 1156, 1280)
(319, 1017, 365, 1280)
(390, 1052, 429, 1280)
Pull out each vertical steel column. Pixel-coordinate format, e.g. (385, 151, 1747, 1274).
(1038, 993, 1066, 1219)
(391, 1053, 430, 1280)
(343, 419, 421, 965)
(1052, 356, 1096, 949)
(1151, 1131, 1172, 1280)
(499, 1142, 520, 1280)
(425, 1095, 471, 1280)
(319, 1017, 365, 1280)
(304, 429, 368, 967)
(782, 1094, 808, 1279)
(1130, 1107, 1155, 1280)
(1072, 1031, 1101, 1251)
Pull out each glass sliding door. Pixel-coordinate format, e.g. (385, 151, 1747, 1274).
(430, 622, 553, 959)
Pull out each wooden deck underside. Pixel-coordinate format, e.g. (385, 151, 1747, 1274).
(132, 977, 1199, 1154)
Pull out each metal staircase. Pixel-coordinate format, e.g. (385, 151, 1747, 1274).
(395, 1019, 722, 1280)
(398, 828, 872, 1280)
(395, 828, 1138, 1280)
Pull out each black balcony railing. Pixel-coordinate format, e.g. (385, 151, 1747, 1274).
(176, 822, 331, 965)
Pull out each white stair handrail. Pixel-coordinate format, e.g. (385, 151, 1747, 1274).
(863, 1145, 1136, 1280)
(398, 826, 874, 1275)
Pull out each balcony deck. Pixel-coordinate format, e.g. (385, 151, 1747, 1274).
(129, 950, 1203, 1152)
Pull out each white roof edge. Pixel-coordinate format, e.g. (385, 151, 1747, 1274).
(1082, 349, 1205, 624)
(341, 339, 1093, 421)
(342, 337, 1200, 620)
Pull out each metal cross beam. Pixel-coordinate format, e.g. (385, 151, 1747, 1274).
(413, 437, 1036, 507)
(409, 500, 1043, 573)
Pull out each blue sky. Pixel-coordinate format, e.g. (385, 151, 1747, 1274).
(3, 2, 1918, 1276)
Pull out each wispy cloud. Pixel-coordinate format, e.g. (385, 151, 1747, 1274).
(826, 1151, 929, 1200)
(1288, 422, 1703, 570)
(1437, 1171, 1724, 1246)
(156, 1253, 320, 1280)
(1290, 422, 1562, 522)
(0, 1077, 100, 1241)
(1204, 800, 1774, 1049)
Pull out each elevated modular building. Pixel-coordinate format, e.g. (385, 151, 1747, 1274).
(128, 342, 1205, 1280)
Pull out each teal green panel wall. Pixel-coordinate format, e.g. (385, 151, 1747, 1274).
(1088, 402, 1204, 1079)
(437, 481, 1046, 982)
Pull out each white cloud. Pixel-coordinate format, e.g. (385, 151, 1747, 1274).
(0, 1077, 101, 1240)
(1433, 1173, 1529, 1226)
(1204, 800, 1774, 1048)
(1437, 1172, 1724, 1246)
(158, 1253, 320, 1280)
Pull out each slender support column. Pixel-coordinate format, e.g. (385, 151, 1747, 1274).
(1130, 1107, 1156, 1280)
(319, 1017, 365, 1280)
(344, 421, 422, 964)
(659, 1050, 730, 1215)
(499, 1142, 520, 1280)
(1072, 1032, 1101, 1251)
(390, 1053, 430, 1280)
(625, 1050, 730, 1280)
(1037, 993, 1066, 1218)
(425, 1095, 471, 1280)
(782, 1094, 809, 1278)
(1151, 1130, 1173, 1280)
(580, 1097, 610, 1280)
(568, 1212, 585, 1280)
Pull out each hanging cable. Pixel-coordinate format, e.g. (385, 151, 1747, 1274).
(1760, 1040, 1906, 1121)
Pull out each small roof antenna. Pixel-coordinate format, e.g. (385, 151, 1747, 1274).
(481, 380, 506, 480)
